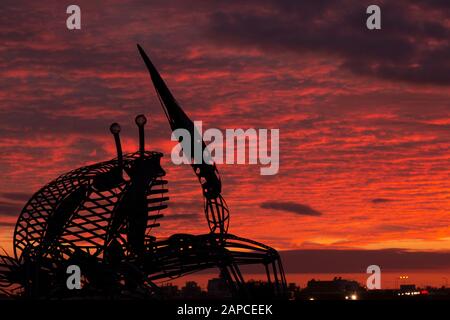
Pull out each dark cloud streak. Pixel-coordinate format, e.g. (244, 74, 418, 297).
(260, 201, 322, 216)
(371, 198, 395, 204)
(0, 201, 22, 217)
(206, 0, 450, 85)
(280, 249, 450, 273)
(0, 192, 30, 202)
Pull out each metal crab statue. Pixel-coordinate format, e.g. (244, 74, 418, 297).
(0, 45, 287, 299)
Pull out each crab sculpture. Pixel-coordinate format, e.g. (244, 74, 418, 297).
(0, 45, 286, 298)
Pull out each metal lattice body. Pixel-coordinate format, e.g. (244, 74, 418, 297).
(14, 151, 168, 262)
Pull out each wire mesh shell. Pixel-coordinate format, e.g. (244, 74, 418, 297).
(13, 151, 168, 261)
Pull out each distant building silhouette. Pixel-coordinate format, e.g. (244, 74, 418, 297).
(181, 281, 203, 299)
(287, 282, 301, 300)
(207, 277, 231, 298)
(160, 283, 180, 298)
(146, 277, 450, 300)
(301, 277, 364, 300)
(400, 284, 416, 292)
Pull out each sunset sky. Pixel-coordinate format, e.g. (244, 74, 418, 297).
(0, 0, 449, 275)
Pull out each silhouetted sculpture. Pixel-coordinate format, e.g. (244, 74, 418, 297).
(0, 45, 286, 299)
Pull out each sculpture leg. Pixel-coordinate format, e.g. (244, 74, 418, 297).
(144, 233, 287, 298)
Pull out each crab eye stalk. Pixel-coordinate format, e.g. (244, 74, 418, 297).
(135, 114, 147, 156)
(110, 122, 123, 173)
